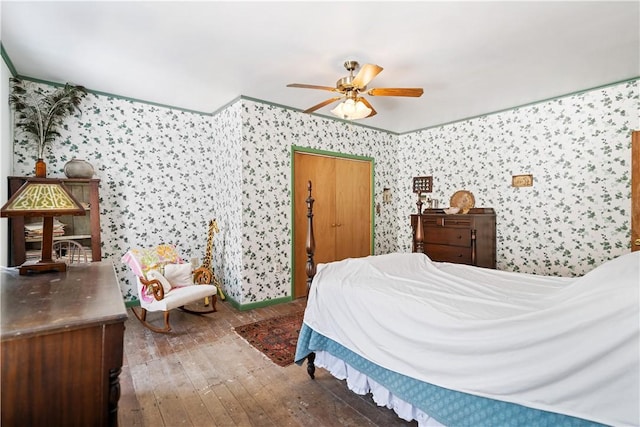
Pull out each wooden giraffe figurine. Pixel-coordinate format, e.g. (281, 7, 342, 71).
(194, 219, 225, 299)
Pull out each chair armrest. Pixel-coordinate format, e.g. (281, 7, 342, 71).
(139, 276, 165, 301)
(194, 267, 212, 285)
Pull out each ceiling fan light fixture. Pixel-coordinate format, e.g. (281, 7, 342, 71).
(288, 60, 421, 119)
(330, 98, 371, 120)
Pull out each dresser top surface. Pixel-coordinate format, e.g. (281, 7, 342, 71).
(412, 207, 496, 216)
(1, 261, 127, 340)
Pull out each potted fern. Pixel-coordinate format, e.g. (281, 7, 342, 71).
(9, 78, 87, 177)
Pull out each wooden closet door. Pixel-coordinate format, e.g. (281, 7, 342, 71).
(294, 153, 336, 297)
(335, 158, 372, 260)
(293, 152, 373, 298)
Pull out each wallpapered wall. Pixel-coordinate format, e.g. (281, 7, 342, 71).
(10, 79, 638, 304)
(398, 80, 638, 276)
(238, 101, 398, 304)
(0, 60, 11, 268)
(10, 82, 397, 305)
(12, 83, 218, 302)
(208, 101, 244, 303)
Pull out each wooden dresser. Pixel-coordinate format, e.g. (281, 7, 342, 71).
(1, 262, 128, 427)
(411, 208, 496, 269)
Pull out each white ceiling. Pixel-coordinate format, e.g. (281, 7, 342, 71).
(2, 1, 638, 134)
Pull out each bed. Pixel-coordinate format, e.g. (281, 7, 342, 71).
(294, 181, 639, 427)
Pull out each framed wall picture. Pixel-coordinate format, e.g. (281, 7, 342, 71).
(413, 176, 433, 193)
(512, 174, 533, 187)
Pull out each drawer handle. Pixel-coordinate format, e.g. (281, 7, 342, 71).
(457, 235, 462, 239)
(457, 254, 463, 257)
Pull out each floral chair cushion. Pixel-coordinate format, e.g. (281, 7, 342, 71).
(121, 244, 183, 278)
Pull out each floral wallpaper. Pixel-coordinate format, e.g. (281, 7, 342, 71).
(398, 80, 639, 276)
(9, 82, 397, 305)
(12, 82, 218, 302)
(209, 102, 244, 303)
(9, 79, 638, 305)
(238, 101, 397, 304)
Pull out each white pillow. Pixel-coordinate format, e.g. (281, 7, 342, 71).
(164, 263, 193, 288)
(146, 269, 172, 294)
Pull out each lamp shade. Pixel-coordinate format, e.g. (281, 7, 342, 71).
(330, 98, 372, 120)
(1, 178, 86, 275)
(1, 179, 86, 217)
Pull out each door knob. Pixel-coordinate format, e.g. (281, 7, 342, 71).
(635, 238, 640, 246)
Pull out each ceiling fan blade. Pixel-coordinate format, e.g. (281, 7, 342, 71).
(303, 97, 343, 114)
(359, 97, 377, 118)
(287, 83, 338, 92)
(367, 88, 424, 97)
(352, 64, 383, 88)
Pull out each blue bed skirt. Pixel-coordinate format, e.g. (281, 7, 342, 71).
(295, 324, 603, 427)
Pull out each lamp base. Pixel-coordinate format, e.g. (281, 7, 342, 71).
(19, 259, 67, 275)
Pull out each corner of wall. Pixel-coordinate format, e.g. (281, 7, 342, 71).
(1, 55, 14, 267)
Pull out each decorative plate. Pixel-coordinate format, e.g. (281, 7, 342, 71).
(450, 190, 475, 214)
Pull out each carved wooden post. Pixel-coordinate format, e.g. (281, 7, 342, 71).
(415, 194, 425, 253)
(306, 352, 316, 379)
(305, 180, 316, 292)
(304, 181, 318, 379)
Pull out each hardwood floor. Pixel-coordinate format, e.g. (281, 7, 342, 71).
(118, 298, 418, 426)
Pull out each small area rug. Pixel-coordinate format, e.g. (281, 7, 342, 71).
(234, 311, 305, 367)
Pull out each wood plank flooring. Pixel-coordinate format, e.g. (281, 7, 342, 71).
(118, 298, 418, 427)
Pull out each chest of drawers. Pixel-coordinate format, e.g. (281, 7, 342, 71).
(1, 262, 127, 426)
(411, 208, 496, 269)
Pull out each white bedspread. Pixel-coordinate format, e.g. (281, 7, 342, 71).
(303, 251, 640, 426)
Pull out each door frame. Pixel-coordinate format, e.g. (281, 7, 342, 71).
(632, 130, 639, 251)
(291, 145, 375, 297)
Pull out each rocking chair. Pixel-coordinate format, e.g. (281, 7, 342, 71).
(122, 244, 218, 333)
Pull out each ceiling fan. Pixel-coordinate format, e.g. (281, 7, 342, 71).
(287, 60, 423, 120)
